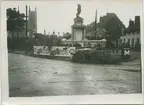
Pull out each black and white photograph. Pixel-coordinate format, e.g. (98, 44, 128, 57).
(3, 0, 142, 97)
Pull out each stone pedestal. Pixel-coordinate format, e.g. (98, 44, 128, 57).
(71, 16, 85, 41)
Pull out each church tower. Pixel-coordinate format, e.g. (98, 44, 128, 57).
(28, 6, 37, 36)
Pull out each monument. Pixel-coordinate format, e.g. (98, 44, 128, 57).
(61, 4, 106, 48)
(71, 4, 86, 41)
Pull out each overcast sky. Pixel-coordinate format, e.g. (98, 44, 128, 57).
(2, 0, 142, 35)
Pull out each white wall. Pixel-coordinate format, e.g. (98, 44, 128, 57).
(120, 32, 140, 47)
(73, 29, 83, 41)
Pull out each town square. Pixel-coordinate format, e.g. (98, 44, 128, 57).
(4, 0, 142, 96)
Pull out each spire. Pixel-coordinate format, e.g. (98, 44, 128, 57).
(44, 29, 46, 35)
(17, 6, 20, 14)
(26, 5, 28, 38)
(95, 9, 97, 33)
(18, 6, 19, 12)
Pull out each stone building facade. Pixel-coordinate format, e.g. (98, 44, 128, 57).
(119, 16, 140, 49)
(119, 32, 140, 48)
(28, 6, 37, 37)
(85, 13, 125, 41)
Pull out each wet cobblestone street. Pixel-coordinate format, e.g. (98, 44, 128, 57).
(8, 53, 141, 97)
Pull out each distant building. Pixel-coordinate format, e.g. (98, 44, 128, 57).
(119, 16, 140, 49)
(7, 6, 38, 38)
(85, 13, 125, 46)
(119, 32, 140, 48)
(61, 11, 106, 48)
(124, 16, 140, 34)
(85, 27, 108, 40)
(28, 6, 37, 37)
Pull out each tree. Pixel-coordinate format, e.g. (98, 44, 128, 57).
(7, 8, 26, 38)
(63, 32, 71, 40)
(104, 17, 125, 47)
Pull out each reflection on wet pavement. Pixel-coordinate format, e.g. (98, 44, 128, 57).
(8, 53, 141, 97)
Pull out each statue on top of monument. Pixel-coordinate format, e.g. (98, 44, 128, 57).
(76, 4, 81, 17)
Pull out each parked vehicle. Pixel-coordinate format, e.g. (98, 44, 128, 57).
(30, 39, 135, 64)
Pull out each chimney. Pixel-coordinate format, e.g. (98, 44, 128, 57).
(135, 16, 140, 24)
(100, 17, 103, 26)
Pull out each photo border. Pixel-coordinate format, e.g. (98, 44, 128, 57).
(1, 0, 144, 104)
